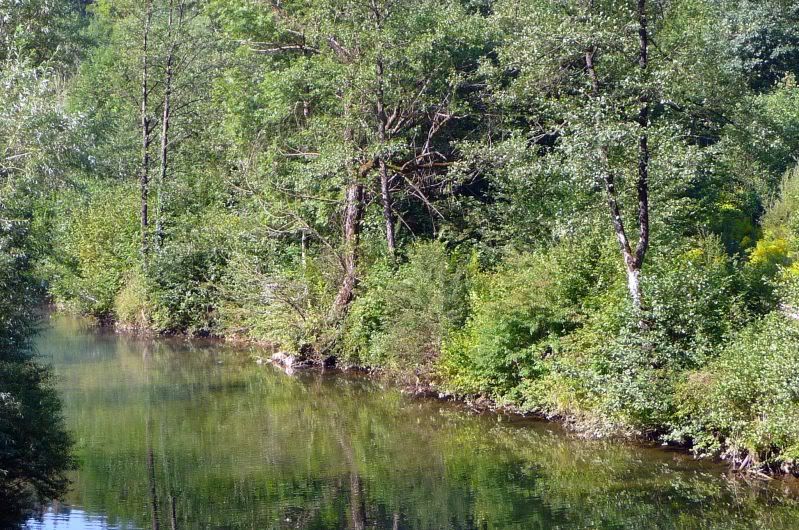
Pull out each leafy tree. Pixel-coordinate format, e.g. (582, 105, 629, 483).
(14, 0, 799, 476)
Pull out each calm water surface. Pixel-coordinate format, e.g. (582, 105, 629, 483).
(23, 315, 799, 529)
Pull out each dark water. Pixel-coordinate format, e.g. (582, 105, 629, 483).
(23, 315, 799, 529)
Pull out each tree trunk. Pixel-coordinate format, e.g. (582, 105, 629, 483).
(598, 145, 643, 311)
(372, 3, 396, 257)
(626, 266, 642, 313)
(156, 0, 185, 250)
(375, 53, 396, 256)
(378, 159, 395, 256)
(634, 0, 651, 275)
(331, 180, 364, 316)
(140, 0, 153, 258)
(584, 0, 651, 317)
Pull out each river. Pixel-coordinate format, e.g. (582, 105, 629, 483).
(22, 315, 799, 529)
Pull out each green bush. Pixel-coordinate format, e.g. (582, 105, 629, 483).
(764, 165, 799, 235)
(590, 237, 745, 431)
(40, 184, 139, 319)
(740, 164, 799, 312)
(344, 241, 469, 373)
(672, 313, 799, 471)
(439, 236, 620, 405)
(437, 234, 755, 434)
(146, 237, 229, 336)
(113, 266, 153, 330)
(644, 236, 744, 367)
(219, 252, 333, 352)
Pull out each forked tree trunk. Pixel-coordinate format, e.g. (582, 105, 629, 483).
(634, 0, 651, 288)
(582, 0, 651, 315)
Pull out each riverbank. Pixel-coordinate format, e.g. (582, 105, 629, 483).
(48, 296, 799, 478)
(72, 307, 799, 482)
(30, 313, 799, 529)
(268, 344, 799, 481)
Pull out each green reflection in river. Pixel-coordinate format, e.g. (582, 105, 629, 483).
(28, 315, 799, 529)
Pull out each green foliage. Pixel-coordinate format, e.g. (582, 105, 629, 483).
(741, 165, 799, 311)
(12, 0, 799, 480)
(344, 242, 469, 373)
(721, 0, 799, 91)
(113, 267, 153, 330)
(0, 172, 72, 524)
(645, 237, 744, 366)
(441, 235, 752, 434)
(581, 238, 745, 431)
(0, 0, 85, 66)
(218, 238, 336, 352)
(734, 75, 799, 181)
(41, 184, 139, 318)
(764, 164, 799, 237)
(673, 313, 799, 470)
(145, 232, 229, 336)
(439, 236, 620, 403)
(0, 358, 73, 522)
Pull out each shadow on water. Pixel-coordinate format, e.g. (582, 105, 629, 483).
(0, 320, 73, 528)
(22, 314, 799, 529)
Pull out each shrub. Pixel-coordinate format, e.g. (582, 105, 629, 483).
(439, 236, 620, 405)
(113, 266, 153, 330)
(672, 313, 799, 471)
(220, 257, 332, 352)
(344, 241, 469, 373)
(146, 239, 228, 336)
(741, 165, 799, 313)
(40, 184, 139, 319)
(764, 164, 799, 234)
(644, 236, 744, 367)
(592, 236, 745, 431)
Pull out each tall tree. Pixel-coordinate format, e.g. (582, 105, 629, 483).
(584, 0, 651, 312)
(485, 0, 737, 313)
(155, 0, 186, 248)
(140, 0, 154, 257)
(214, 0, 487, 318)
(70, 0, 224, 257)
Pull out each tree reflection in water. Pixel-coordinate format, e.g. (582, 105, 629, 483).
(24, 315, 799, 529)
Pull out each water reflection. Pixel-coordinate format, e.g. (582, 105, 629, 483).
(27, 315, 799, 529)
(26, 506, 139, 530)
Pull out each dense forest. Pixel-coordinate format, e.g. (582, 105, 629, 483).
(3, 0, 799, 502)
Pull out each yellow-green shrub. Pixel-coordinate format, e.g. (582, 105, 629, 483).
(672, 313, 799, 470)
(113, 267, 152, 330)
(42, 184, 139, 318)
